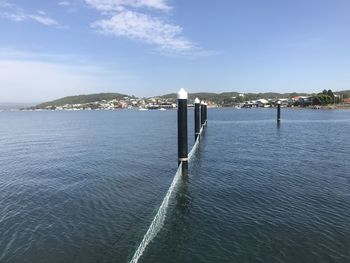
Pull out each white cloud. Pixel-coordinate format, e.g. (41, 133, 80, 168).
(0, 0, 11, 8)
(37, 10, 46, 16)
(58, 1, 71, 6)
(0, 1, 58, 26)
(92, 10, 194, 52)
(85, 0, 171, 12)
(86, 0, 198, 53)
(58, 1, 80, 13)
(0, 12, 25, 21)
(29, 14, 58, 26)
(1, 11, 58, 25)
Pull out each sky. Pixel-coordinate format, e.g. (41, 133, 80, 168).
(1, 0, 350, 102)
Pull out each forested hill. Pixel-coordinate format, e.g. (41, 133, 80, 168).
(37, 93, 131, 108)
(35, 90, 350, 108)
(160, 92, 310, 104)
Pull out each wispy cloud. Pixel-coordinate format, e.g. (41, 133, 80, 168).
(58, 1, 80, 13)
(92, 10, 194, 52)
(0, 0, 59, 26)
(58, 1, 71, 7)
(85, 0, 171, 12)
(86, 0, 199, 54)
(1, 11, 58, 26)
(0, 0, 11, 8)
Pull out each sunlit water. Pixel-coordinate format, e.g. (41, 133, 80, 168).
(1, 109, 350, 262)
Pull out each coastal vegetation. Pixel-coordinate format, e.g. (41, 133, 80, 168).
(311, 89, 346, 105)
(21, 89, 350, 111)
(160, 92, 310, 105)
(37, 93, 131, 108)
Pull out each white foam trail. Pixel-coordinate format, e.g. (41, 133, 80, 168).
(130, 126, 204, 263)
(130, 163, 182, 263)
(188, 124, 205, 161)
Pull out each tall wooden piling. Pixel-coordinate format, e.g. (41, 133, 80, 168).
(277, 100, 281, 123)
(204, 102, 208, 125)
(178, 88, 188, 168)
(201, 101, 205, 127)
(194, 98, 200, 140)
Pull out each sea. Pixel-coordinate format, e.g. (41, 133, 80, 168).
(1, 108, 350, 263)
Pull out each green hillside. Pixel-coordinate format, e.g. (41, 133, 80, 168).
(160, 92, 235, 103)
(35, 89, 350, 109)
(160, 91, 310, 104)
(37, 93, 130, 108)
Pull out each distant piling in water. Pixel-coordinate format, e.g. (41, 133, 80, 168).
(194, 98, 200, 140)
(177, 88, 188, 171)
(277, 100, 281, 123)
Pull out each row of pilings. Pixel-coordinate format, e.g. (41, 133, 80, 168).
(177, 89, 281, 173)
(129, 91, 280, 263)
(177, 88, 207, 174)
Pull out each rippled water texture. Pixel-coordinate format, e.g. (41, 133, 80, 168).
(1, 109, 350, 263)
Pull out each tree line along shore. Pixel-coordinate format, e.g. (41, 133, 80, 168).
(18, 89, 350, 111)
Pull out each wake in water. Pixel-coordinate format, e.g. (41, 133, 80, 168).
(130, 126, 204, 263)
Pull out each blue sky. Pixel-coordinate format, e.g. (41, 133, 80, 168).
(1, 0, 350, 102)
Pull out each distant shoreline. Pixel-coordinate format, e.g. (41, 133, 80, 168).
(1, 105, 350, 112)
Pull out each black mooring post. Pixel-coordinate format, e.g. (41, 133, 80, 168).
(194, 98, 200, 140)
(277, 100, 281, 123)
(204, 103, 208, 125)
(201, 101, 205, 127)
(178, 89, 188, 169)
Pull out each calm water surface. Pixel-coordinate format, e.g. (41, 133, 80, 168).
(1, 109, 350, 263)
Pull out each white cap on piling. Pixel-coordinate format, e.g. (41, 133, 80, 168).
(277, 100, 281, 105)
(177, 88, 188, 100)
(201, 100, 205, 105)
(204, 102, 208, 106)
(194, 98, 200, 104)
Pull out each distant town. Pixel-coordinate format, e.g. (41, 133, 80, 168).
(31, 96, 179, 111)
(5, 89, 350, 111)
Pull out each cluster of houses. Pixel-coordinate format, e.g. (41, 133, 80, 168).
(242, 96, 313, 108)
(36, 97, 178, 111)
(22, 94, 349, 111)
(343, 98, 350, 104)
(242, 95, 350, 108)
